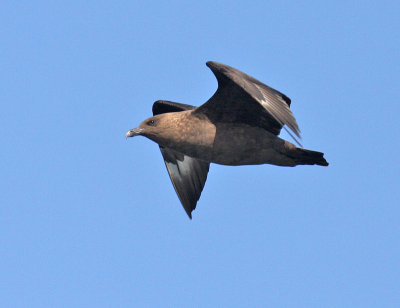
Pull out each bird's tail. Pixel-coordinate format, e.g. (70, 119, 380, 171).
(291, 148, 329, 166)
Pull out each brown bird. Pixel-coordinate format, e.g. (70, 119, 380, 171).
(126, 61, 328, 218)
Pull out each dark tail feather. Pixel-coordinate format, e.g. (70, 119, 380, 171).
(292, 148, 329, 166)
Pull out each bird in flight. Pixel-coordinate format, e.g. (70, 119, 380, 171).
(126, 61, 328, 219)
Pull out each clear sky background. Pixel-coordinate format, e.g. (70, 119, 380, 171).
(1, 1, 399, 307)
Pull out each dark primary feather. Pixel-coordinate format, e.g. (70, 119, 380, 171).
(196, 61, 301, 142)
(152, 100, 209, 218)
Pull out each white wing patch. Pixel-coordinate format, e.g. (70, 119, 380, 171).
(166, 156, 192, 179)
(165, 161, 180, 179)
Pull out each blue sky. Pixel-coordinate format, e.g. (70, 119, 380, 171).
(1, 1, 399, 307)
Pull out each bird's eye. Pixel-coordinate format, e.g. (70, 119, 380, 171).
(147, 119, 155, 126)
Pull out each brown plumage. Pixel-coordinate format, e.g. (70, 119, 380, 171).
(126, 61, 328, 218)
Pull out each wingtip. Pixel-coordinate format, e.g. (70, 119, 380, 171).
(206, 61, 220, 69)
(206, 61, 214, 67)
(183, 206, 193, 219)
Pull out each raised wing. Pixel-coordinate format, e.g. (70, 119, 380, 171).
(196, 61, 301, 144)
(152, 100, 209, 219)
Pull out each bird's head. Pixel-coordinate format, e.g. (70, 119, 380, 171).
(125, 115, 160, 138)
(125, 113, 184, 145)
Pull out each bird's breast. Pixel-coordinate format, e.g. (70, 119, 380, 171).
(155, 113, 217, 161)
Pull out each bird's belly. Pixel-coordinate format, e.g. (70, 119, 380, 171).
(210, 124, 287, 166)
